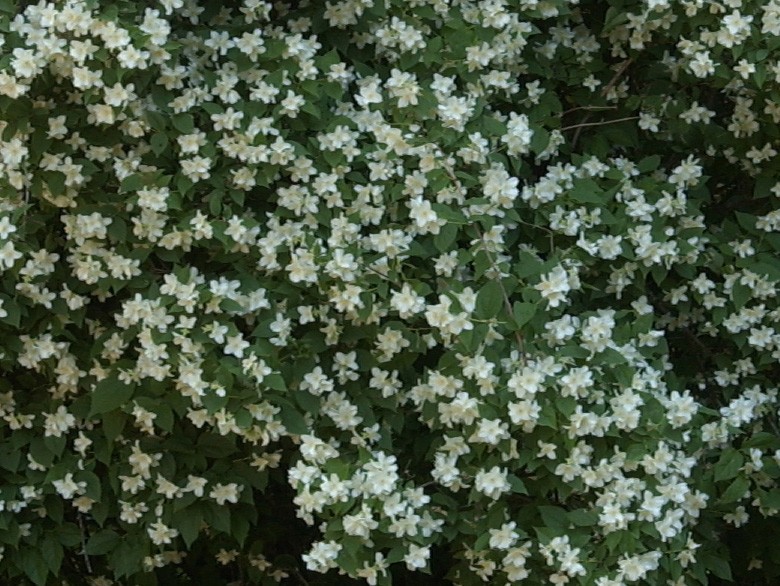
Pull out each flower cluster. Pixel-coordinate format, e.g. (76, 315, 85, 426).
(0, 0, 778, 584)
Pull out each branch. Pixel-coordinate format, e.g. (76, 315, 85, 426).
(293, 568, 311, 586)
(561, 105, 618, 116)
(570, 58, 633, 149)
(77, 513, 93, 574)
(560, 116, 640, 132)
(602, 58, 634, 98)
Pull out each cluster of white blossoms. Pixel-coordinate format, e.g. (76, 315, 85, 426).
(0, 0, 779, 584)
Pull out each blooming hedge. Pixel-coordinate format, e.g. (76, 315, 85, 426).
(1, 0, 780, 584)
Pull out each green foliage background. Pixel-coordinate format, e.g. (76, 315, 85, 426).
(1, 0, 780, 584)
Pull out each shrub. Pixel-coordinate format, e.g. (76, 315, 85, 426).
(0, 0, 779, 584)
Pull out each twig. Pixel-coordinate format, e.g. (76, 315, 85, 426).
(561, 105, 618, 116)
(561, 116, 640, 132)
(293, 568, 310, 586)
(571, 58, 633, 149)
(602, 58, 634, 98)
(77, 513, 93, 574)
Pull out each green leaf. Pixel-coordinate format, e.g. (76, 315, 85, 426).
(19, 549, 48, 586)
(232, 514, 250, 547)
(110, 540, 146, 579)
(514, 251, 544, 279)
(434, 222, 458, 253)
(603, 6, 629, 32)
(172, 114, 195, 134)
(322, 82, 344, 100)
(0, 295, 21, 327)
(150, 132, 168, 155)
(302, 102, 321, 119)
(153, 403, 174, 432)
(79, 470, 102, 501)
(315, 48, 341, 70)
(103, 410, 127, 442)
(205, 502, 231, 534)
(173, 506, 203, 548)
(753, 174, 777, 199)
(759, 489, 780, 510)
(29, 438, 54, 467)
(277, 400, 308, 435)
(569, 509, 597, 527)
(146, 111, 167, 132)
(569, 179, 605, 204)
(86, 529, 120, 555)
(699, 551, 732, 581)
(264, 373, 286, 392)
(58, 523, 82, 547)
(735, 211, 756, 233)
(637, 155, 661, 173)
(476, 280, 504, 319)
(197, 433, 237, 458)
(530, 127, 550, 156)
(89, 375, 135, 417)
(120, 174, 143, 193)
(720, 476, 750, 503)
(202, 102, 222, 115)
(744, 432, 779, 449)
(539, 506, 568, 529)
(731, 282, 753, 309)
(508, 474, 527, 495)
(41, 537, 64, 575)
(512, 301, 536, 328)
(107, 217, 127, 243)
(44, 435, 65, 458)
(92, 501, 110, 528)
(294, 390, 320, 414)
(482, 116, 507, 137)
(714, 449, 744, 481)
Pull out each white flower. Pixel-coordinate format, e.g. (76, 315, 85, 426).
(0, 242, 22, 270)
(474, 466, 511, 499)
(733, 59, 756, 80)
(147, 521, 179, 545)
(407, 196, 443, 235)
(303, 540, 342, 573)
(638, 112, 660, 132)
(224, 334, 250, 358)
(688, 51, 715, 78)
(390, 283, 425, 318)
(209, 482, 242, 505)
(404, 544, 430, 570)
(501, 112, 533, 156)
(52, 473, 86, 500)
(43, 406, 76, 438)
(355, 77, 383, 107)
(469, 418, 510, 445)
(535, 265, 572, 308)
(489, 521, 519, 550)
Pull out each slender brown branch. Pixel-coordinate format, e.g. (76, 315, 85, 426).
(293, 568, 310, 586)
(602, 58, 633, 98)
(561, 105, 618, 116)
(571, 58, 633, 149)
(561, 116, 640, 132)
(77, 513, 93, 574)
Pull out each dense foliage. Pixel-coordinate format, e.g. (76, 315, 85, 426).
(1, 0, 780, 584)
